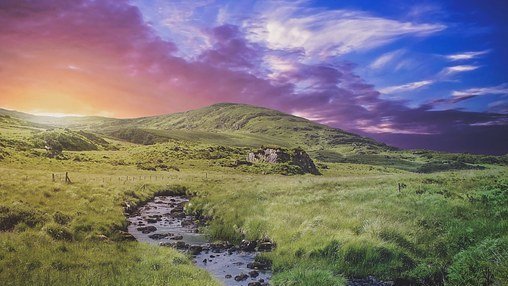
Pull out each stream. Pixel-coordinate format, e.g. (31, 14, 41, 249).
(127, 196, 272, 286)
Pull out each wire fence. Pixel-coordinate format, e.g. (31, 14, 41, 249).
(50, 172, 188, 184)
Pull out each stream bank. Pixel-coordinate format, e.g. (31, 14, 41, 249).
(127, 195, 273, 286)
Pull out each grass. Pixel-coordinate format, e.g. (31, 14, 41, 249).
(0, 106, 507, 285)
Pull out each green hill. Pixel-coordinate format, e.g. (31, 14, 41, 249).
(2, 104, 391, 152)
(104, 103, 392, 152)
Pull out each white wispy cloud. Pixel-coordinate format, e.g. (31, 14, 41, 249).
(379, 80, 434, 94)
(452, 83, 508, 102)
(244, 3, 446, 60)
(369, 49, 405, 70)
(446, 50, 490, 61)
(440, 65, 480, 76)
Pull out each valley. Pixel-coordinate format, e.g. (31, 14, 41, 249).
(0, 103, 506, 286)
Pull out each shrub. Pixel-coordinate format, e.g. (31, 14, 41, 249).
(44, 223, 74, 241)
(338, 240, 414, 279)
(53, 211, 72, 225)
(0, 206, 45, 231)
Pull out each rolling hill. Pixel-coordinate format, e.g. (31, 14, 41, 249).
(1, 103, 391, 152)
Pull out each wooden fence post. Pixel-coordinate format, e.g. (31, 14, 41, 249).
(65, 172, 72, 184)
(52, 174, 55, 182)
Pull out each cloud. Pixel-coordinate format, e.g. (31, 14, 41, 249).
(440, 65, 480, 76)
(446, 50, 490, 61)
(369, 50, 405, 70)
(379, 80, 434, 94)
(242, 2, 445, 60)
(452, 83, 508, 102)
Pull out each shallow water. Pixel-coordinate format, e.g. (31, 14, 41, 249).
(127, 196, 272, 286)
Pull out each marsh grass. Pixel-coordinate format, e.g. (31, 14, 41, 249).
(0, 121, 507, 285)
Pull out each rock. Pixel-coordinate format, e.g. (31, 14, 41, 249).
(257, 242, 274, 252)
(175, 241, 188, 249)
(148, 233, 173, 240)
(136, 226, 157, 234)
(170, 235, 183, 240)
(249, 270, 259, 278)
(188, 245, 203, 255)
(248, 282, 262, 286)
(210, 241, 229, 252)
(240, 240, 257, 251)
(234, 273, 249, 281)
(159, 241, 188, 249)
(181, 219, 194, 227)
(247, 261, 270, 270)
(247, 147, 320, 175)
(170, 211, 186, 219)
(225, 274, 232, 279)
(147, 218, 158, 224)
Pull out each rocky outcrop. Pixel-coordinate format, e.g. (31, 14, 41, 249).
(247, 147, 320, 175)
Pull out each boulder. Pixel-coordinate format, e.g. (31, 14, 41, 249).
(247, 147, 320, 175)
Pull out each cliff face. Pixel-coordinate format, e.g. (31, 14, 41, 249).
(247, 148, 321, 175)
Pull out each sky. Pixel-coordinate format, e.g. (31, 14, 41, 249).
(0, 0, 507, 154)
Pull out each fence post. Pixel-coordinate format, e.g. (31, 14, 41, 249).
(52, 174, 55, 182)
(65, 172, 72, 184)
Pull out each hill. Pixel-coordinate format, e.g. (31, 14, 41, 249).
(2, 104, 392, 152)
(2, 104, 506, 172)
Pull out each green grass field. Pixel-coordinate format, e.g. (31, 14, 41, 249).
(0, 105, 507, 286)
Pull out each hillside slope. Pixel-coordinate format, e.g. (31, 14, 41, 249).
(111, 103, 392, 152)
(2, 104, 392, 152)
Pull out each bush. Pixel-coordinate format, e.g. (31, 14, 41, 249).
(0, 206, 45, 231)
(447, 238, 508, 285)
(53, 211, 72, 225)
(338, 240, 414, 279)
(45, 224, 74, 241)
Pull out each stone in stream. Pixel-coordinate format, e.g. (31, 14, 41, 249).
(240, 240, 257, 252)
(148, 233, 173, 240)
(147, 218, 158, 224)
(249, 270, 259, 278)
(170, 235, 183, 240)
(188, 245, 203, 255)
(234, 273, 249, 281)
(225, 274, 232, 279)
(170, 211, 186, 219)
(181, 219, 195, 227)
(160, 241, 188, 249)
(247, 261, 270, 270)
(248, 282, 262, 286)
(136, 226, 157, 234)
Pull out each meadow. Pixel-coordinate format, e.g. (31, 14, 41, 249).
(0, 106, 507, 286)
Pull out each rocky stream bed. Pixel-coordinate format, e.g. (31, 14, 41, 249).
(127, 196, 273, 286)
